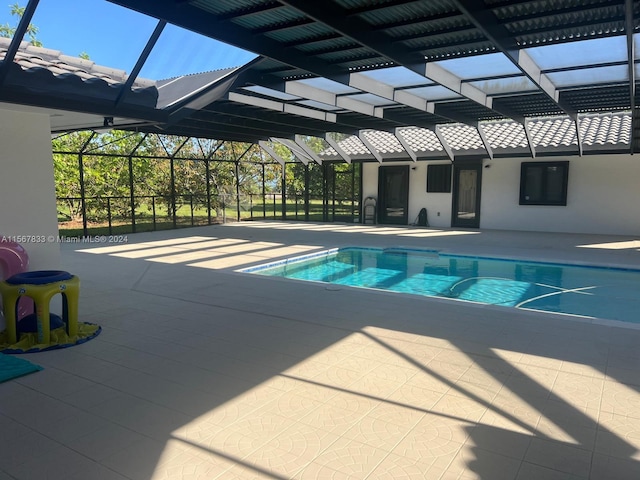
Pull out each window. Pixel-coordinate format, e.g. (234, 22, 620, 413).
(427, 164, 452, 192)
(519, 161, 569, 206)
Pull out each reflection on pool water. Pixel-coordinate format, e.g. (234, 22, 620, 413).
(245, 247, 640, 324)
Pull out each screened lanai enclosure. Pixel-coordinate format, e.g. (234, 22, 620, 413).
(53, 131, 362, 236)
(4, 0, 640, 237)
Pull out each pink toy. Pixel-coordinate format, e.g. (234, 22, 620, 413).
(0, 239, 33, 321)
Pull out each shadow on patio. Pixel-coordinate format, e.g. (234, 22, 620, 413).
(3, 222, 639, 479)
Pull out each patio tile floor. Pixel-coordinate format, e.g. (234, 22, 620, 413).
(2, 221, 640, 479)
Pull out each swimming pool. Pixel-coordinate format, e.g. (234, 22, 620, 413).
(245, 247, 640, 324)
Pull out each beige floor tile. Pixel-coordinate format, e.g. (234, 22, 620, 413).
(283, 376, 342, 403)
(445, 445, 523, 480)
(464, 422, 532, 460)
(392, 426, 464, 466)
(347, 374, 405, 399)
(535, 400, 599, 448)
(294, 462, 354, 480)
(515, 461, 585, 480)
(4, 443, 97, 480)
(195, 402, 262, 429)
(450, 378, 504, 403)
(605, 365, 640, 386)
(432, 349, 477, 368)
(368, 452, 451, 479)
(259, 423, 340, 465)
(152, 448, 232, 480)
(311, 365, 363, 389)
(596, 411, 640, 460)
(518, 353, 564, 371)
(240, 443, 313, 478)
(559, 360, 606, 379)
(8, 225, 640, 480)
(101, 436, 170, 480)
(600, 380, 640, 418)
(550, 372, 604, 410)
(432, 394, 489, 423)
(307, 437, 390, 478)
(67, 463, 130, 480)
(401, 412, 472, 451)
(253, 392, 323, 421)
(590, 453, 640, 480)
(481, 392, 541, 436)
(524, 438, 592, 477)
(342, 415, 412, 451)
(508, 364, 560, 390)
(366, 402, 426, 429)
(457, 366, 509, 388)
(423, 359, 471, 384)
(329, 391, 381, 414)
(386, 383, 446, 411)
(299, 402, 371, 436)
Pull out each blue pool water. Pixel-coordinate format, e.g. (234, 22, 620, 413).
(246, 247, 640, 324)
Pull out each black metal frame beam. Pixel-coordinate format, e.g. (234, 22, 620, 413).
(115, 20, 166, 106)
(107, 0, 348, 81)
(0, 0, 40, 86)
(626, 0, 636, 153)
(279, 0, 525, 123)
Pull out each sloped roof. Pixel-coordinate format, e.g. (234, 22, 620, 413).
(0, 37, 158, 110)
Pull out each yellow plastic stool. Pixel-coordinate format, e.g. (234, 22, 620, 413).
(0, 271, 79, 345)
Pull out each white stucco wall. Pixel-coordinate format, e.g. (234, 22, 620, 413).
(363, 154, 640, 235)
(480, 154, 640, 235)
(0, 108, 60, 270)
(362, 160, 453, 227)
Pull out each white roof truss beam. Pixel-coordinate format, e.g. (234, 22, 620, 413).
(258, 140, 286, 166)
(452, 0, 577, 119)
(424, 62, 491, 108)
(228, 92, 337, 123)
(358, 131, 384, 163)
(294, 134, 323, 164)
(476, 124, 494, 160)
(575, 116, 583, 157)
(394, 127, 418, 161)
(523, 119, 536, 158)
(272, 137, 313, 165)
(435, 126, 454, 161)
(285, 80, 385, 118)
(278, 0, 524, 124)
(324, 133, 352, 163)
(349, 72, 429, 112)
(350, 71, 483, 127)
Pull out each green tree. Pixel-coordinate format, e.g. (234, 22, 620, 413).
(1, 3, 89, 57)
(0, 3, 41, 46)
(52, 131, 160, 223)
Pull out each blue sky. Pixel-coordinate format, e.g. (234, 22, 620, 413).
(2, 0, 257, 79)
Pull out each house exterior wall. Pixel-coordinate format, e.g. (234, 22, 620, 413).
(481, 154, 640, 235)
(0, 108, 60, 270)
(363, 161, 455, 228)
(363, 154, 640, 235)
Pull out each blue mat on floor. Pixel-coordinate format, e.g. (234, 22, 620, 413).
(0, 352, 42, 382)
